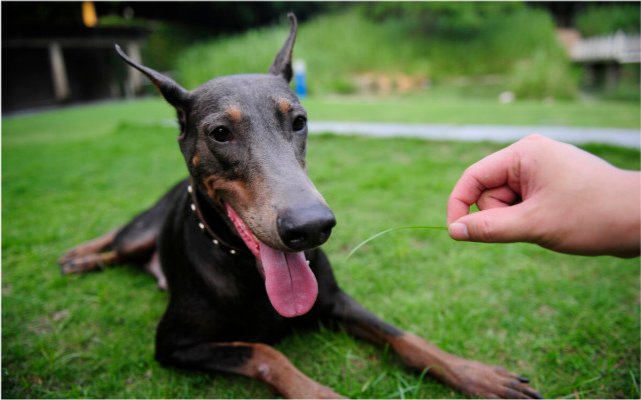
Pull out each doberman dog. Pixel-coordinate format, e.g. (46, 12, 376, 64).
(58, 14, 541, 399)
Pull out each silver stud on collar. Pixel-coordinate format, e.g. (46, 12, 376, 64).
(230, 249, 237, 255)
(213, 239, 219, 246)
(198, 222, 205, 230)
(190, 203, 196, 211)
(187, 185, 193, 193)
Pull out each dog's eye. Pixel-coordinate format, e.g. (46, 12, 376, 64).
(209, 126, 233, 143)
(292, 116, 307, 132)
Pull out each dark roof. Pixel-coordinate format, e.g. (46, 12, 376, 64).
(3, 25, 152, 47)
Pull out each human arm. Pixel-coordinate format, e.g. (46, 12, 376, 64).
(446, 135, 640, 258)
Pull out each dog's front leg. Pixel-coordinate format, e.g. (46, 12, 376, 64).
(161, 341, 343, 399)
(325, 291, 542, 399)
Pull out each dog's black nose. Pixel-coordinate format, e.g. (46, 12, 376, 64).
(278, 205, 336, 251)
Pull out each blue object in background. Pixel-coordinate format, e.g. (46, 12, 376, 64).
(293, 59, 307, 99)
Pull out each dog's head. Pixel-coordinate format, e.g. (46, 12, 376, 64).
(116, 14, 335, 318)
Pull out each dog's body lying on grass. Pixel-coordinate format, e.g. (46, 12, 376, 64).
(59, 14, 541, 399)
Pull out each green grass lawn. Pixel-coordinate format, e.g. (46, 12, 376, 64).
(302, 93, 641, 128)
(3, 92, 638, 148)
(2, 98, 639, 399)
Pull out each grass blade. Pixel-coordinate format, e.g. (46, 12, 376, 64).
(345, 225, 447, 261)
(631, 370, 640, 399)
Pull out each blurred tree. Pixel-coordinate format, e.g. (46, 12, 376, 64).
(575, 3, 640, 36)
(360, 2, 641, 37)
(103, 0, 323, 32)
(2, 2, 85, 31)
(526, 0, 641, 27)
(359, 2, 525, 38)
(531, 2, 581, 28)
(2, 2, 341, 35)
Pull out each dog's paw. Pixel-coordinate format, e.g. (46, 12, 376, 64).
(302, 385, 345, 399)
(59, 259, 79, 275)
(59, 255, 95, 275)
(313, 384, 347, 399)
(390, 333, 541, 399)
(450, 360, 542, 399)
(57, 249, 79, 266)
(290, 381, 349, 400)
(58, 252, 117, 275)
(281, 381, 345, 399)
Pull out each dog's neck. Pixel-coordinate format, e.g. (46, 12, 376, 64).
(188, 180, 250, 256)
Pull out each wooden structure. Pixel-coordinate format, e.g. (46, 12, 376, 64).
(570, 31, 641, 64)
(558, 29, 640, 91)
(3, 26, 151, 112)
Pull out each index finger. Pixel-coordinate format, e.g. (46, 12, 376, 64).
(447, 144, 520, 224)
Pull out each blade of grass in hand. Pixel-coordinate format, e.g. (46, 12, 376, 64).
(345, 225, 448, 261)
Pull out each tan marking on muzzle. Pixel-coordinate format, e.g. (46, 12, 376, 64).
(204, 175, 242, 206)
(203, 174, 281, 249)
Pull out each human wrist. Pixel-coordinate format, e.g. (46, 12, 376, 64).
(609, 170, 640, 257)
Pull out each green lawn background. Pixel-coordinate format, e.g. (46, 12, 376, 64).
(2, 97, 639, 398)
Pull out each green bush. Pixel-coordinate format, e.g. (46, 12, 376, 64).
(602, 64, 641, 102)
(508, 49, 578, 100)
(176, 12, 424, 92)
(175, 6, 576, 99)
(575, 4, 640, 37)
(419, 7, 568, 79)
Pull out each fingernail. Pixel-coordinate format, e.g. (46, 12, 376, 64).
(448, 222, 469, 241)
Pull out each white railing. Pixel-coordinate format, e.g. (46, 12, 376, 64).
(571, 31, 641, 63)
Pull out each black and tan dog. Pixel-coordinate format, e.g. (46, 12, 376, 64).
(59, 14, 541, 399)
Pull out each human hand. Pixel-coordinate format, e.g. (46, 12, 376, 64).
(447, 135, 640, 257)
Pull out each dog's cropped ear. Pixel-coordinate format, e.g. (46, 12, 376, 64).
(267, 13, 297, 83)
(114, 44, 189, 109)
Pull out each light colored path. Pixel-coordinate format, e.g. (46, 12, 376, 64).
(308, 121, 641, 149)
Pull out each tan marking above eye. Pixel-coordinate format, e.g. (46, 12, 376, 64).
(277, 98, 291, 114)
(226, 106, 243, 123)
(192, 154, 199, 167)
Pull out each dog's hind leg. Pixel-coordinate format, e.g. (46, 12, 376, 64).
(144, 251, 167, 290)
(59, 223, 165, 289)
(59, 220, 162, 285)
(58, 228, 119, 266)
(58, 179, 187, 287)
(59, 250, 121, 274)
(58, 214, 158, 274)
(58, 228, 124, 275)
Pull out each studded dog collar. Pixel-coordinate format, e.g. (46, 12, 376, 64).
(187, 180, 250, 256)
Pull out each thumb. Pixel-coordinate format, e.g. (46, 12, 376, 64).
(448, 203, 533, 243)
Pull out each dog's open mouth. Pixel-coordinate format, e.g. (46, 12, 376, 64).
(225, 204, 318, 318)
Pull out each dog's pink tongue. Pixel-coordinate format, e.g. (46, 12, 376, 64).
(259, 244, 318, 318)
